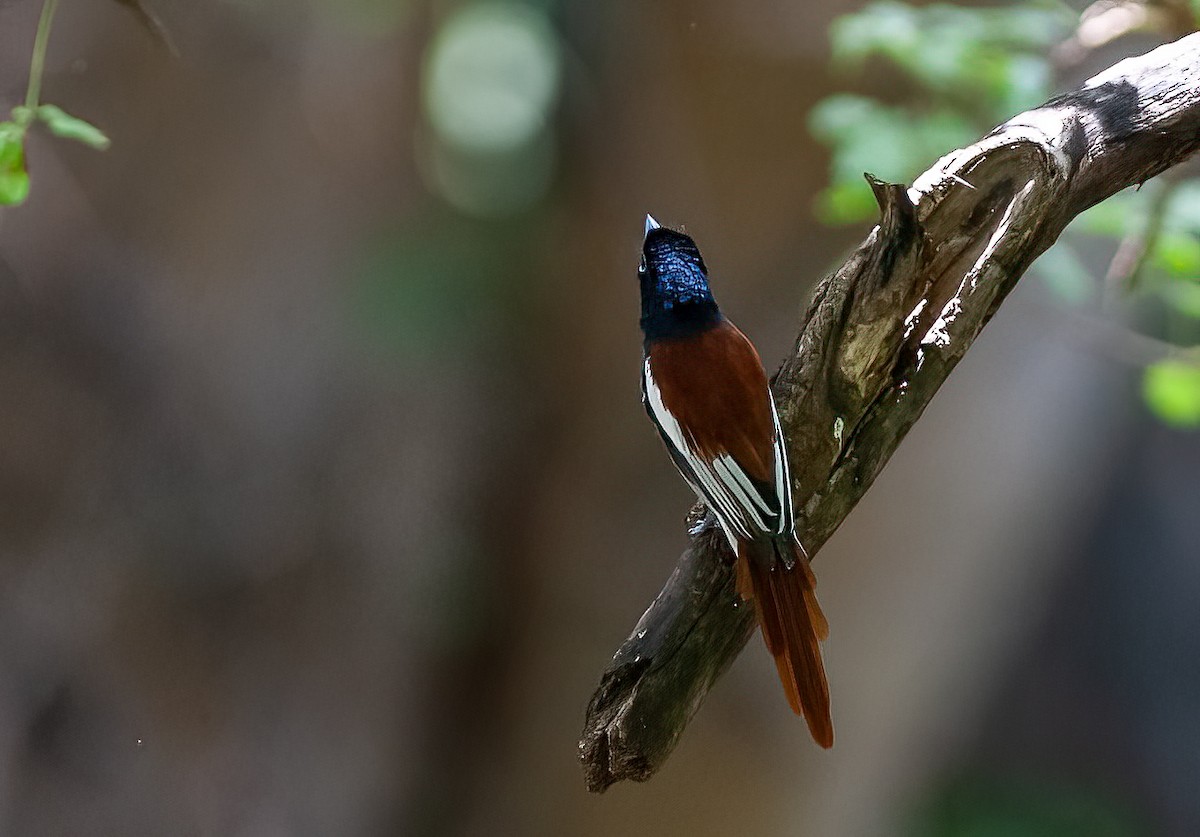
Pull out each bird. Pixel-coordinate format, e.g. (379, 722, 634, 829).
(637, 214, 833, 747)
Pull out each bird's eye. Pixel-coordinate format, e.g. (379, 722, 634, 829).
(638, 255, 647, 274)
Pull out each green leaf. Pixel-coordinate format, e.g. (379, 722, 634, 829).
(1160, 180, 1200, 231)
(1160, 281, 1200, 320)
(1150, 231, 1200, 278)
(36, 104, 110, 150)
(997, 53, 1053, 114)
(828, 1, 1067, 119)
(1143, 359, 1200, 427)
(830, 1, 921, 70)
(815, 180, 880, 225)
(810, 95, 975, 223)
(0, 123, 30, 206)
(913, 773, 1144, 837)
(1072, 189, 1142, 238)
(808, 94, 881, 140)
(810, 96, 918, 185)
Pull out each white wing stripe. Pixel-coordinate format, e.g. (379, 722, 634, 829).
(646, 358, 789, 543)
(691, 455, 751, 538)
(770, 398, 793, 535)
(645, 361, 749, 540)
(717, 453, 774, 516)
(713, 455, 771, 531)
(644, 358, 689, 454)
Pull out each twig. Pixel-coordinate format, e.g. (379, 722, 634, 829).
(1102, 172, 1179, 299)
(24, 0, 61, 113)
(110, 0, 179, 57)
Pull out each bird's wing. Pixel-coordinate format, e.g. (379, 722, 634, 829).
(643, 357, 791, 543)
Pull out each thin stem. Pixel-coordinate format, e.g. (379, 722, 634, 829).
(25, 0, 61, 113)
(1101, 174, 1179, 307)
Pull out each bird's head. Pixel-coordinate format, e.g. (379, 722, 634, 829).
(638, 215, 719, 341)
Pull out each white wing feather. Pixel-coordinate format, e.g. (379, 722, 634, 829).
(644, 358, 789, 546)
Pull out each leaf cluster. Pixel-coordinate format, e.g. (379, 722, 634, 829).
(811, 0, 1200, 426)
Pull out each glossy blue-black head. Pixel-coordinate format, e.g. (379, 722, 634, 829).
(639, 215, 720, 342)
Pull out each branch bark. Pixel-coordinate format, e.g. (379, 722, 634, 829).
(580, 33, 1200, 792)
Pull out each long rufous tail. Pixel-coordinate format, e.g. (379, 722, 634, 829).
(736, 539, 833, 747)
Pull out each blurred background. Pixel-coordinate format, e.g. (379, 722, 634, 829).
(0, 0, 1198, 834)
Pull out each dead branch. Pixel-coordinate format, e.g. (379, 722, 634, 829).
(580, 33, 1200, 792)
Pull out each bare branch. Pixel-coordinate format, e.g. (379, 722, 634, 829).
(580, 33, 1200, 793)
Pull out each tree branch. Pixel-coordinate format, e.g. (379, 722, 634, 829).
(580, 33, 1200, 793)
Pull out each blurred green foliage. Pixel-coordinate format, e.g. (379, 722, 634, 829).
(350, 215, 522, 361)
(809, 96, 976, 222)
(910, 773, 1141, 837)
(1143, 359, 1200, 426)
(839, 7, 1056, 109)
(811, 0, 1200, 427)
(813, 0, 1072, 223)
